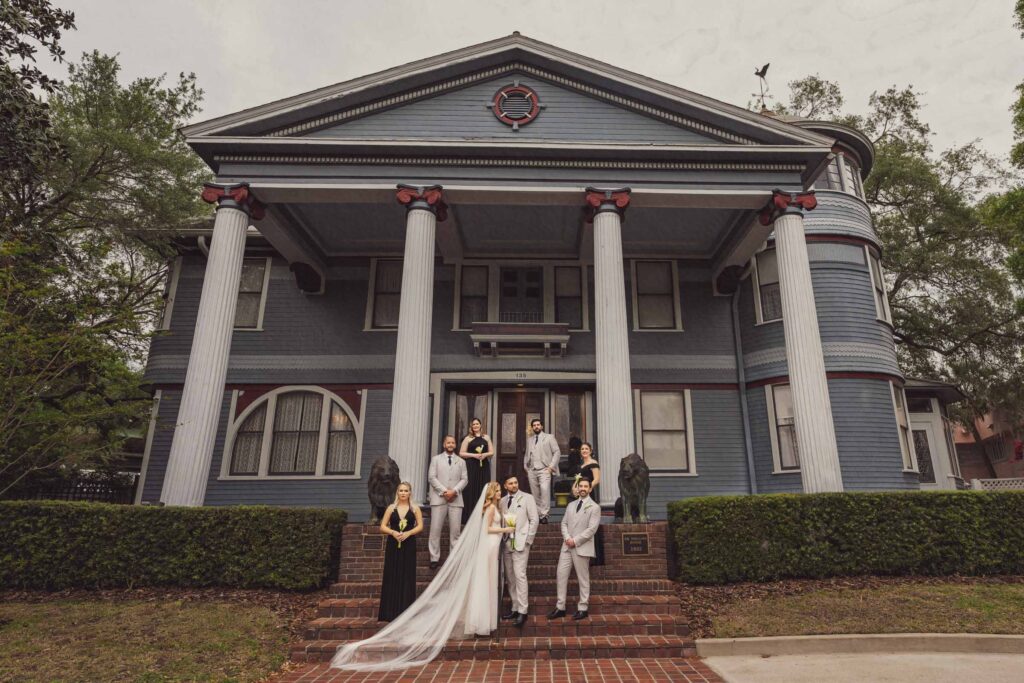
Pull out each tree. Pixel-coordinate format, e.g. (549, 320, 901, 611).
(0, 51, 211, 496)
(771, 75, 1024, 476)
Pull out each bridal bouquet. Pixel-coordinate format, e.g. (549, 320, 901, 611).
(504, 514, 517, 550)
(397, 517, 408, 548)
(474, 443, 485, 467)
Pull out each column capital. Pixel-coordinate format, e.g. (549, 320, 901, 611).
(758, 189, 817, 226)
(396, 184, 448, 221)
(584, 186, 631, 221)
(201, 182, 265, 220)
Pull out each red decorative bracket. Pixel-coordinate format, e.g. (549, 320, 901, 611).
(201, 182, 265, 220)
(584, 187, 631, 222)
(758, 189, 817, 226)
(395, 184, 448, 222)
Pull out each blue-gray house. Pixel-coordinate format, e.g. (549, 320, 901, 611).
(137, 34, 928, 520)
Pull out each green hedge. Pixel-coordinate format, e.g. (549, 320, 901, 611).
(668, 491, 1024, 584)
(0, 501, 346, 591)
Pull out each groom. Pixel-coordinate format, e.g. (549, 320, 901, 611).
(499, 475, 538, 628)
(549, 478, 601, 621)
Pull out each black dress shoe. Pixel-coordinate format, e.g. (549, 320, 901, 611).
(572, 610, 588, 620)
(547, 608, 566, 619)
(429, 561, 438, 570)
(514, 613, 528, 627)
(501, 610, 518, 620)
(540, 516, 549, 524)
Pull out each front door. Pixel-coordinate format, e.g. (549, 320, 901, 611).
(496, 391, 545, 492)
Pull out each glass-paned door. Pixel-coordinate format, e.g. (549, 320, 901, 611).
(913, 428, 936, 484)
(499, 267, 543, 323)
(496, 390, 544, 492)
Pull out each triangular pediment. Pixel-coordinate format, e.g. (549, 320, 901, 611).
(183, 34, 833, 151)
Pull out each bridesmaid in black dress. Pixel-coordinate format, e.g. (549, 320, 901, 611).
(378, 481, 423, 621)
(458, 418, 494, 524)
(574, 442, 605, 566)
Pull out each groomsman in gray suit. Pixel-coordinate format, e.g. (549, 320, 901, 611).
(549, 479, 601, 621)
(427, 435, 468, 570)
(499, 474, 539, 628)
(523, 418, 560, 523)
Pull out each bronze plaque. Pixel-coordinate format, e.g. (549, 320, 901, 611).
(621, 532, 650, 556)
(362, 534, 384, 551)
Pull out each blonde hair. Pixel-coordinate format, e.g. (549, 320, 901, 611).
(481, 481, 502, 513)
(392, 481, 419, 511)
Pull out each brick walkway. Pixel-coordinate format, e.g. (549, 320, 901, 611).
(275, 658, 723, 682)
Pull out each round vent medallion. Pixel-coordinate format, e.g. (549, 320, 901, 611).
(491, 84, 541, 130)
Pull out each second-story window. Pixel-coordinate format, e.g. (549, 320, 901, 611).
(370, 259, 402, 329)
(632, 260, 681, 330)
(753, 249, 782, 323)
(459, 265, 489, 328)
(554, 266, 583, 328)
(235, 257, 270, 330)
(866, 247, 892, 324)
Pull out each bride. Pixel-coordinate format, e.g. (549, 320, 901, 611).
(331, 481, 512, 670)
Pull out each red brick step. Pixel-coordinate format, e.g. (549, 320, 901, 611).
(317, 593, 681, 618)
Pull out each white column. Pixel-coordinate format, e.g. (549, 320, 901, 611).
(769, 191, 844, 492)
(161, 183, 259, 506)
(388, 185, 444, 503)
(587, 188, 635, 506)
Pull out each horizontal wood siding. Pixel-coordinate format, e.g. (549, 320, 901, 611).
(201, 389, 393, 516)
(138, 390, 183, 503)
(804, 191, 879, 245)
(747, 386, 803, 493)
(305, 74, 720, 145)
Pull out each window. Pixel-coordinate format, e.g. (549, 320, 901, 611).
(224, 387, 362, 478)
(840, 154, 865, 199)
(752, 249, 782, 323)
(235, 257, 271, 329)
(912, 429, 936, 483)
(552, 390, 587, 455)
(636, 390, 695, 472)
(766, 384, 799, 472)
(891, 383, 917, 471)
(158, 256, 182, 331)
(815, 158, 843, 191)
(942, 418, 963, 479)
(369, 259, 402, 329)
(908, 397, 933, 413)
(500, 267, 543, 322)
(459, 265, 488, 328)
(554, 266, 583, 329)
(632, 260, 681, 330)
(866, 248, 892, 323)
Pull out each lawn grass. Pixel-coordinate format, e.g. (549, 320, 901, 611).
(0, 598, 290, 683)
(712, 582, 1024, 638)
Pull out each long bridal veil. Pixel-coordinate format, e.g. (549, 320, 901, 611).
(331, 493, 490, 671)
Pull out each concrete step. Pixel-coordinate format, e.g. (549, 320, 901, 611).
(290, 634, 696, 663)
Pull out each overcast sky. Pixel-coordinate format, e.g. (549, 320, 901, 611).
(50, 0, 1022, 157)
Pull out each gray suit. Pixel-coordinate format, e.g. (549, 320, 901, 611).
(500, 491, 539, 614)
(523, 431, 560, 517)
(427, 452, 468, 562)
(556, 494, 601, 611)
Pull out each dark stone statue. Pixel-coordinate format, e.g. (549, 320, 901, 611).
(367, 455, 401, 524)
(616, 453, 650, 523)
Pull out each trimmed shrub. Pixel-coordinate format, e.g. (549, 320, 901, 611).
(668, 491, 1024, 584)
(0, 501, 346, 590)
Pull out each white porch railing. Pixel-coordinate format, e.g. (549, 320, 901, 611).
(970, 477, 1024, 491)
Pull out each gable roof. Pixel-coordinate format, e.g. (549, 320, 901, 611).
(182, 33, 833, 150)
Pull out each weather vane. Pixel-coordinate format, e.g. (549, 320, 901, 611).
(754, 62, 770, 111)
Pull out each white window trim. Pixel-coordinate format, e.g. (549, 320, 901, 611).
(865, 246, 892, 324)
(134, 390, 162, 504)
(751, 248, 782, 326)
(158, 257, 182, 331)
(451, 260, 590, 332)
(630, 259, 684, 332)
(890, 382, 919, 473)
(365, 258, 401, 332)
(633, 388, 697, 475)
(220, 385, 365, 480)
(837, 153, 866, 200)
(765, 384, 801, 474)
(233, 256, 273, 332)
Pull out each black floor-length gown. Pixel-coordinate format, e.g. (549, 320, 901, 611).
(378, 507, 417, 621)
(579, 461, 606, 566)
(461, 435, 490, 524)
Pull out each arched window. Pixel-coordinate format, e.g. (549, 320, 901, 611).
(225, 387, 362, 478)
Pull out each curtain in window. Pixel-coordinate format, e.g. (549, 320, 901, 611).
(231, 403, 266, 474)
(373, 260, 403, 328)
(635, 261, 676, 329)
(270, 391, 322, 474)
(326, 402, 357, 475)
(640, 391, 687, 470)
(772, 385, 799, 469)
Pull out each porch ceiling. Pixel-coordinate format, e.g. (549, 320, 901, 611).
(273, 200, 751, 262)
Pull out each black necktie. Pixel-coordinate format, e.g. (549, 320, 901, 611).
(576, 499, 583, 512)
(447, 455, 451, 466)
(534, 435, 539, 445)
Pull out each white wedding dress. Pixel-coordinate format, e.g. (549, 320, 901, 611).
(331, 493, 502, 671)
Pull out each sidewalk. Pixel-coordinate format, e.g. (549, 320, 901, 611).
(705, 653, 1024, 682)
